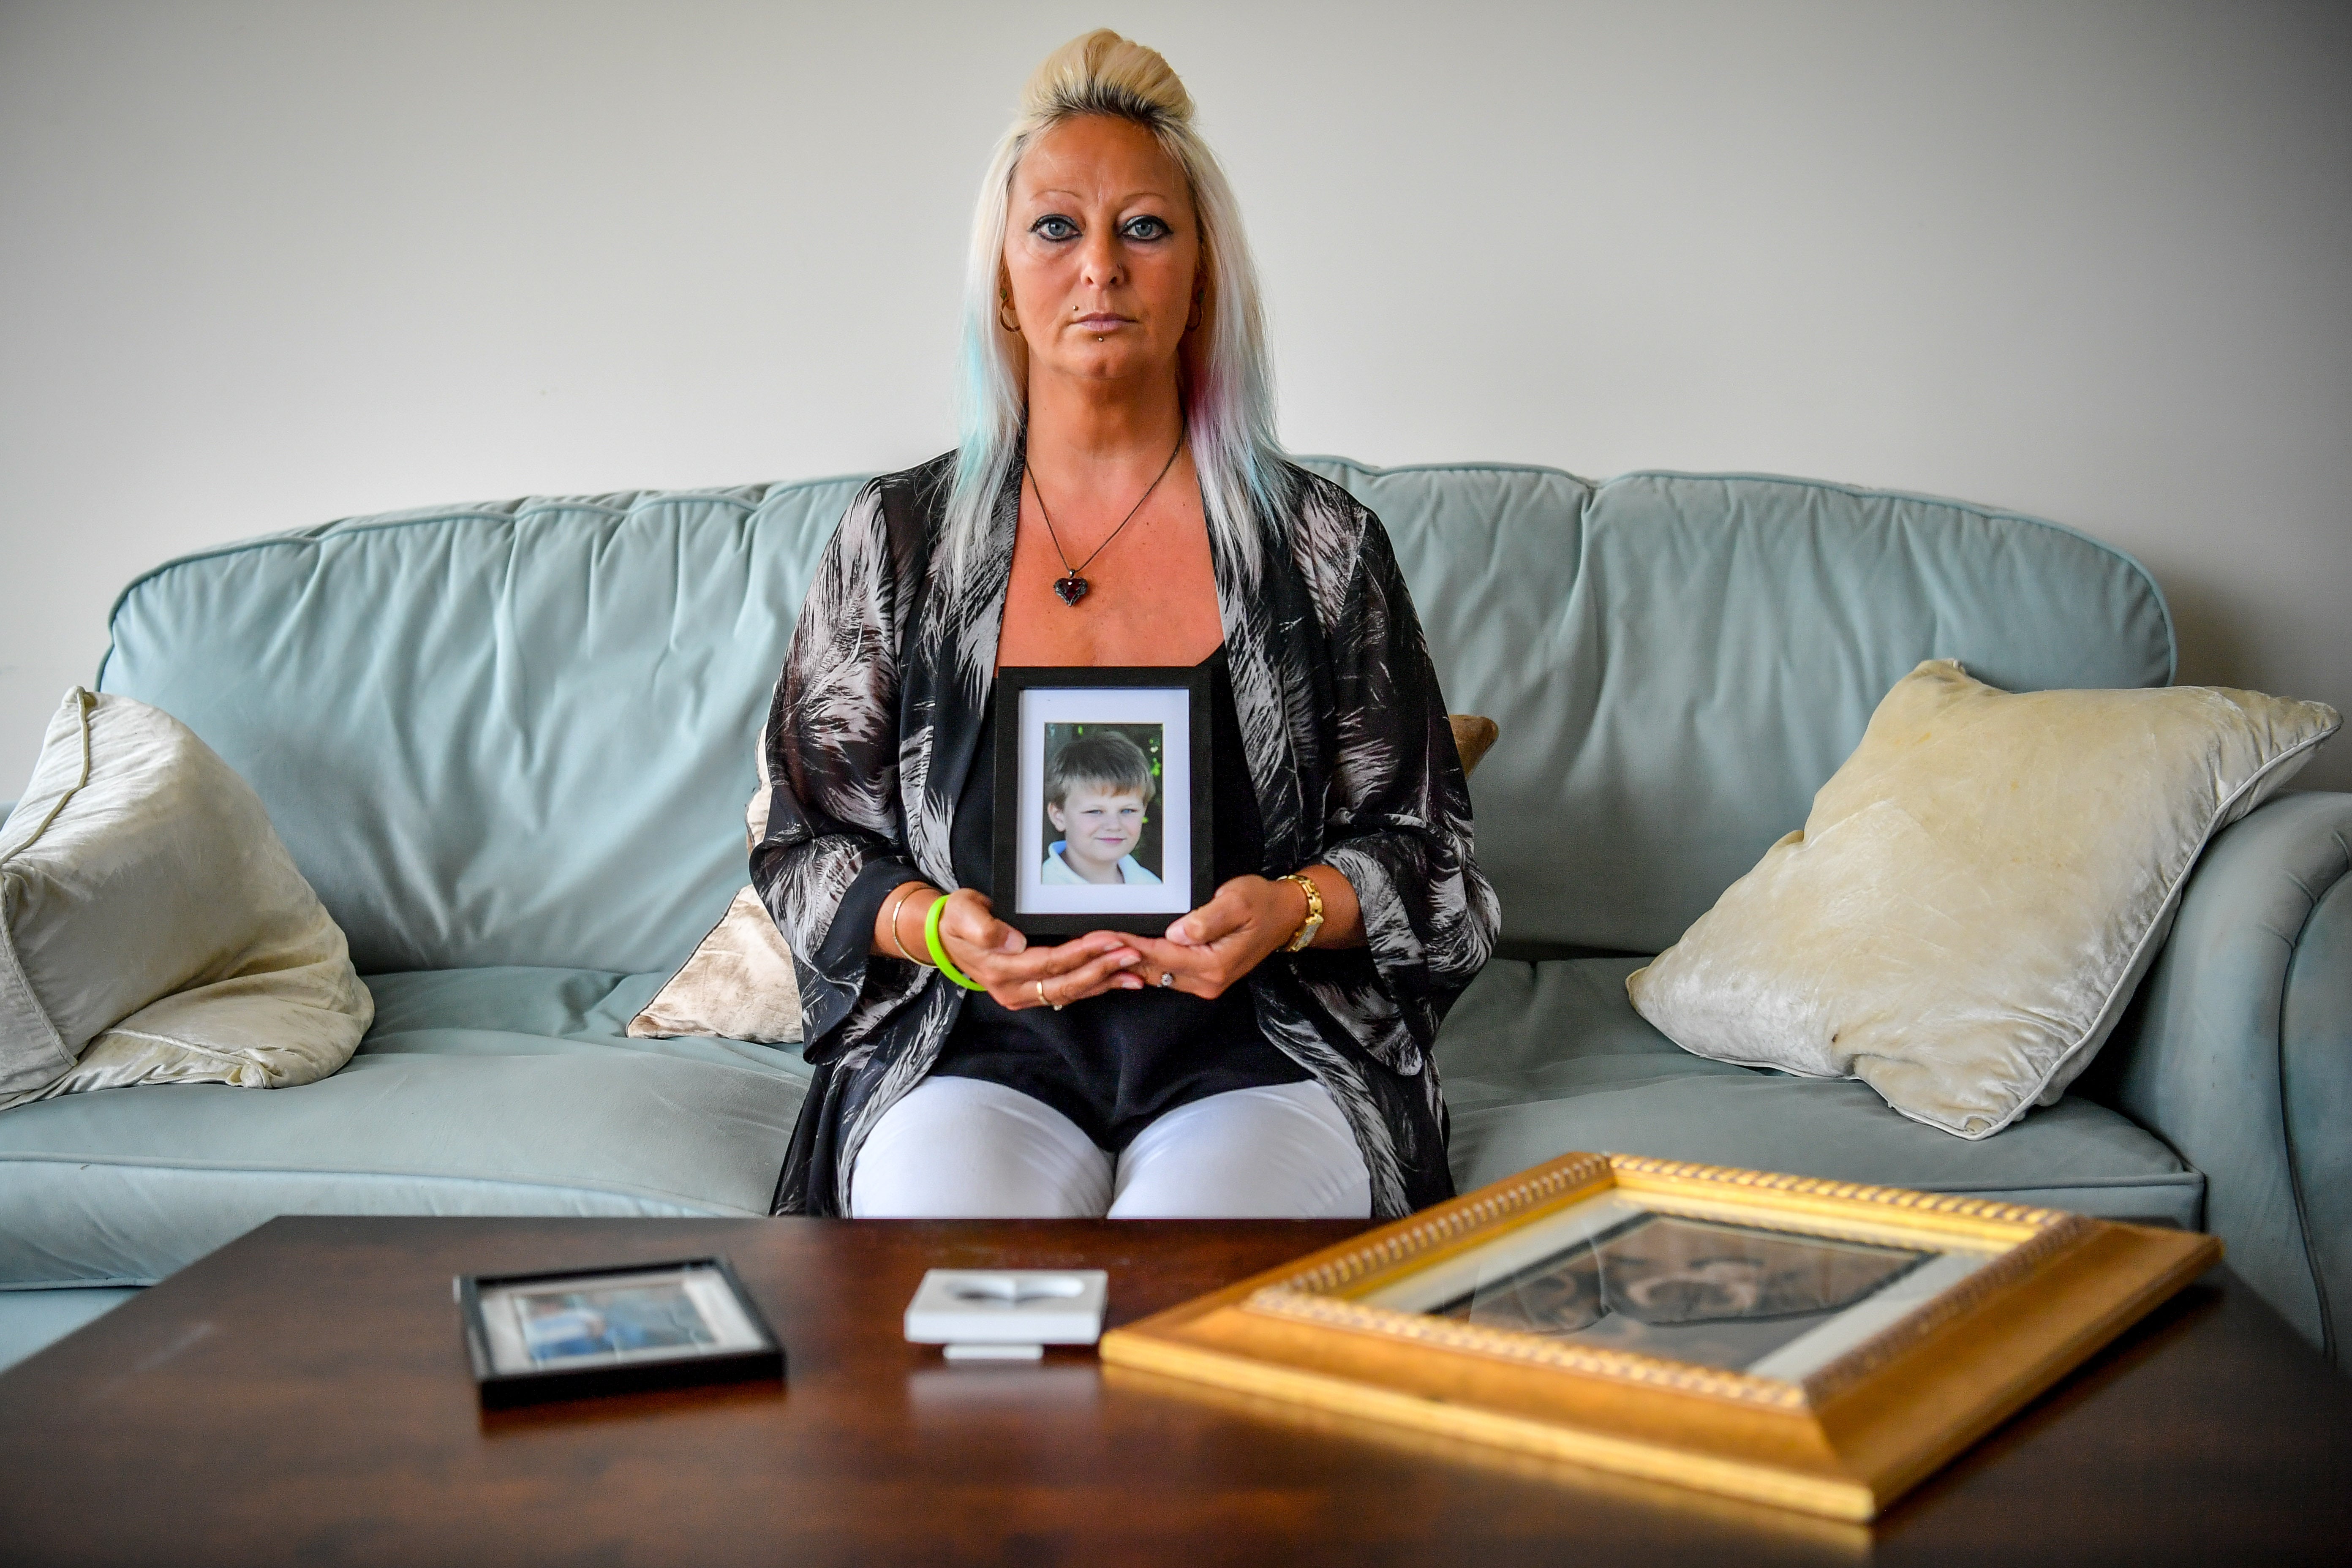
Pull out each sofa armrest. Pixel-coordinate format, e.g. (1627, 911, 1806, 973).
(2103, 790, 2352, 1367)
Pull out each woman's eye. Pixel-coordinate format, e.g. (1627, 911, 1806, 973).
(1122, 215, 1171, 241)
(1032, 215, 1078, 242)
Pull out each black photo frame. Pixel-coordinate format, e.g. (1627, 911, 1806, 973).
(456, 1255, 784, 1408)
(991, 664, 1214, 938)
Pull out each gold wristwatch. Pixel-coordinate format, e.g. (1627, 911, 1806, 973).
(1277, 872, 1324, 953)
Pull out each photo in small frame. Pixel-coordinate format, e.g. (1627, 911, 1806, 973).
(993, 665, 1213, 937)
(457, 1256, 783, 1407)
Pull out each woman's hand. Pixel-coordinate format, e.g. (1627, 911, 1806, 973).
(1123, 868, 1358, 1000)
(926, 887, 1147, 1011)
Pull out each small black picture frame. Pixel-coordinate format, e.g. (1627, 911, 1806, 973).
(992, 664, 1214, 938)
(456, 1255, 784, 1408)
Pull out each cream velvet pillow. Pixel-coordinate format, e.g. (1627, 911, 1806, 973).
(628, 884, 803, 1045)
(0, 688, 373, 1111)
(630, 721, 802, 1045)
(629, 713, 1505, 1044)
(1627, 661, 2338, 1139)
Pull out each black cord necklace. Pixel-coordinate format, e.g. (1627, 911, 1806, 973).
(1027, 436, 1185, 607)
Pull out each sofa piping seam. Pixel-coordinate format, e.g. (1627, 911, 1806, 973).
(1292, 456, 2177, 685)
(3, 689, 94, 861)
(2278, 823, 2352, 1364)
(93, 475, 877, 690)
(0, 1279, 153, 1292)
(0, 1154, 766, 1216)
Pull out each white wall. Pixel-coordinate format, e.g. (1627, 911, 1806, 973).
(4, 0, 2347, 790)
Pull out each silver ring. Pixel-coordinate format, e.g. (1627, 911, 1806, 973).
(1158, 971, 1175, 988)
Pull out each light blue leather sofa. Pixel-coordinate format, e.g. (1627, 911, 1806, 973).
(2, 460, 2344, 1375)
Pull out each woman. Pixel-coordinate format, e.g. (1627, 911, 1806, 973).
(754, 30, 1496, 1220)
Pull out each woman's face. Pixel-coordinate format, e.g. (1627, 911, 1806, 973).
(1003, 114, 1200, 392)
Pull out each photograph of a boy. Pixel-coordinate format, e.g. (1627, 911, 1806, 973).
(1040, 725, 1163, 886)
(516, 1282, 714, 1365)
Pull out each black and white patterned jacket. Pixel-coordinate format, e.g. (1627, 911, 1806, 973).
(753, 452, 1497, 1217)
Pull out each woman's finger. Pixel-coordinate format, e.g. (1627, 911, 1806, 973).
(1164, 879, 1256, 946)
(937, 890, 1053, 982)
(962, 931, 1132, 993)
(993, 944, 1145, 1009)
(938, 888, 1025, 958)
(1042, 934, 1137, 974)
(1012, 934, 1135, 980)
(1121, 934, 1233, 999)
(1047, 947, 1149, 1003)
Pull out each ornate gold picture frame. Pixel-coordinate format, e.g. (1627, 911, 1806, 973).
(1101, 1153, 2217, 1520)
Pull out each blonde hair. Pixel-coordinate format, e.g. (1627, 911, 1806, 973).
(942, 29, 1289, 644)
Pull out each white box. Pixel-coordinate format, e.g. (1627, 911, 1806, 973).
(903, 1269, 1109, 1348)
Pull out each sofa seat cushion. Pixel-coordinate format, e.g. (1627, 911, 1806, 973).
(1437, 958, 2202, 1227)
(0, 968, 811, 1288)
(361, 966, 815, 1081)
(0, 1287, 140, 1376)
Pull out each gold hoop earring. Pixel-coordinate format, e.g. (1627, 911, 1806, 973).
(999, 300, 1021, 333)
(1185, 295, 1206, 333)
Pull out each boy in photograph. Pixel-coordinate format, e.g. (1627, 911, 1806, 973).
(1042, 729, 1162, 885)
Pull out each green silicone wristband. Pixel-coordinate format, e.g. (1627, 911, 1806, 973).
(924, 890, 988, 991)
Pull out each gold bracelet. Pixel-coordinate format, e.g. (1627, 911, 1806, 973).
(885, 882, 933, 966)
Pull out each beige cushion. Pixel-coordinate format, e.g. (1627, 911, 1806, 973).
(628, 713, 1505, 1045)
(0, 688, 373, 1110)
(631, 721, 803, 1045)
(1626, 661, 2340, 1139)
(1449, 713, 1500, 775)
(627, 884, 803, 1045)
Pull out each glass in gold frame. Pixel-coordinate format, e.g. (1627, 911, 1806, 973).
(1101, 1152, 2218, 1520)
(1398, 1205, 1936, 1375)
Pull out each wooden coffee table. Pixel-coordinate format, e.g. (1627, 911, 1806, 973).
(1, 1215, 2346, 1566)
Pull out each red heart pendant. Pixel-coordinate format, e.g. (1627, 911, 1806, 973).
(1054, 574, 1090, 606)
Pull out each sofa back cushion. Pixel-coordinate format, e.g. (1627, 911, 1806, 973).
(101, 461, 2173, 969)
(1296, 460, 2174, 953)
(102, 481, 861, 974)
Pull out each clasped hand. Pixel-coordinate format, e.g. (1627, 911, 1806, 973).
(930, 874, 1307, 1012)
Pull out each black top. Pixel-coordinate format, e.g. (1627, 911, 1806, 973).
(929, 647, 1307, 1151)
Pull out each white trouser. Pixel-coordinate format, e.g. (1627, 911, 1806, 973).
(848, 1075, 1373, 1220)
